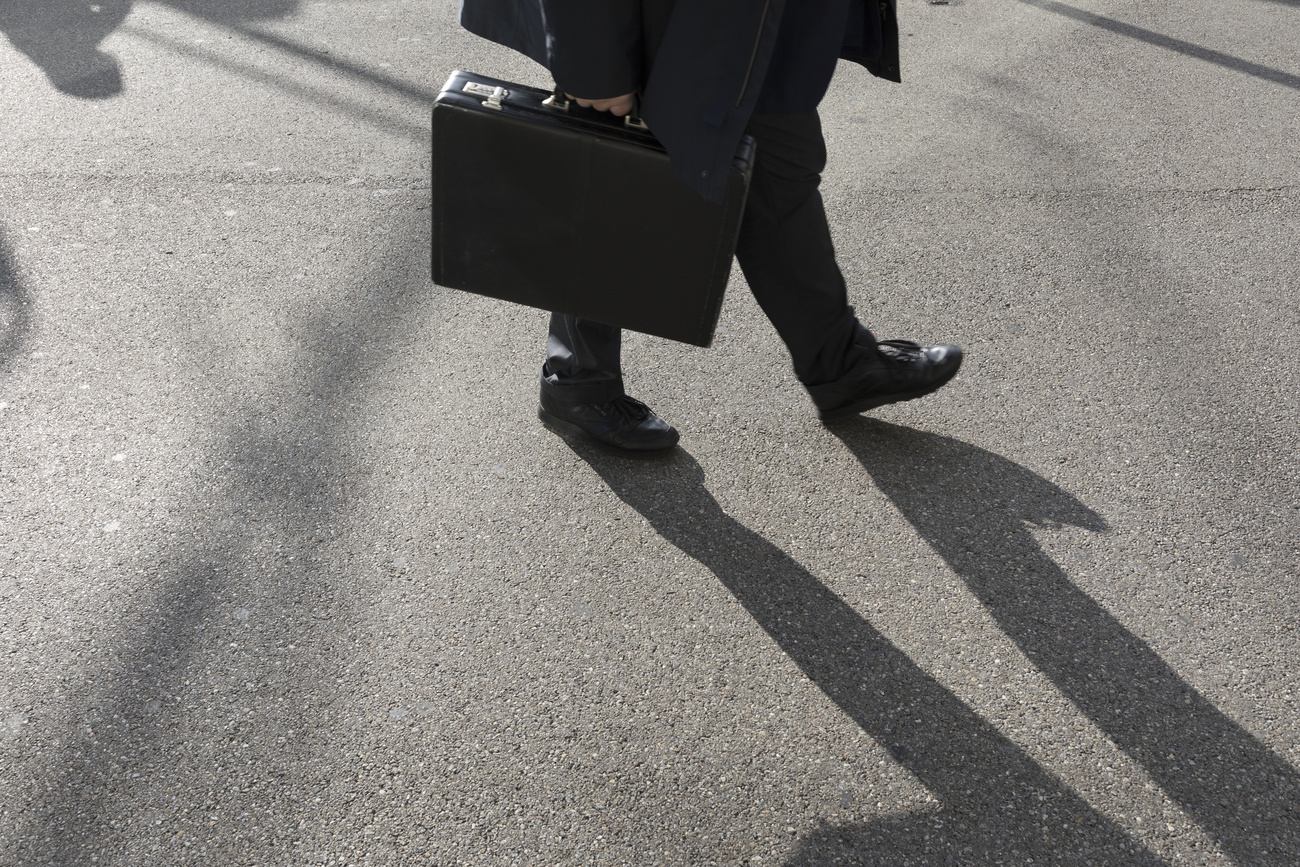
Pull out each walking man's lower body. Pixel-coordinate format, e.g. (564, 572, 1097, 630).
(538, 110, 962, 456)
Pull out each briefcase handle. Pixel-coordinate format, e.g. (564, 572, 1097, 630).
(542, 87, 651, 133)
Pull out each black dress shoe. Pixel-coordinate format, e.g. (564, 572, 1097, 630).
(811, 340, 964, 422)
(538, 389, 680, 456)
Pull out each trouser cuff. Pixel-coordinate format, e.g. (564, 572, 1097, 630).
(539, 368, 626, 406)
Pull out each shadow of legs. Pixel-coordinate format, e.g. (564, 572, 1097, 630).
(573, 443, 1164, 865)
(832, 418, 1300, 865)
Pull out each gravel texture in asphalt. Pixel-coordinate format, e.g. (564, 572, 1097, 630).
(2, 1, 1297, 864)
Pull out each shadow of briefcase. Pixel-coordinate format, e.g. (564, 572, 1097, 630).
(431, 70, 754, 348)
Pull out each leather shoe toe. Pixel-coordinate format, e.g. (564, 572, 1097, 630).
(812, 339, 963, 422)
(539, 391, 679, 455)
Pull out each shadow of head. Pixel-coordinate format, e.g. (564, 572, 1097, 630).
(828, 417, 1106, 536)
(0, 1, 302, 99)
(0, 1, 130, 99)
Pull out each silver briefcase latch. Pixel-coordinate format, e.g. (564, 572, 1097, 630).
(463, 81, 508, 110)
(542, 93, 571, 112)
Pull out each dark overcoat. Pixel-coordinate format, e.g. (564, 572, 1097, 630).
(460, 0, 900, 202)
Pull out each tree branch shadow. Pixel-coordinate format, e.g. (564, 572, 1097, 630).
(0, 237, 31, 376)
(1017, 0, 1300, 92)
(0, 235, 32, 376)
(6, 204, 438, 863)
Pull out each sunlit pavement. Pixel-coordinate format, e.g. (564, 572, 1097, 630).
(2, 1, 1297, 864)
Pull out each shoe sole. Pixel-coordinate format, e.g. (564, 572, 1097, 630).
(817, 362, 962, 423)
(538, 406, 679, 458)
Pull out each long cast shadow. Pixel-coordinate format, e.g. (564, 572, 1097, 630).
(1017, 0, 1300, 91)
(823, 418, 1300, 865)
(575, 443, 1165, 865)
(119, 24, 433, 140)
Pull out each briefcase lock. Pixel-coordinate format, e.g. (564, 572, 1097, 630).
(463, 81, 508, 110)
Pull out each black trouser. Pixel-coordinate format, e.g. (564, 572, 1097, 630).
(542, 110, 872, 405)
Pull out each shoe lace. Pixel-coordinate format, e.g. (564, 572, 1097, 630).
(876, 340, 924, 362)
(600, 395, 652, 422)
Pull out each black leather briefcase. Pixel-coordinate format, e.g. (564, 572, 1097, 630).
(431, 70, 754, 348)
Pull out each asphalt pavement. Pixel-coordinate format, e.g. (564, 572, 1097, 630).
(2, 1, 1298, 864)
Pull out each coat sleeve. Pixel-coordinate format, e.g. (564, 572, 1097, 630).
(544, 1, 644, 98)
(460, 0, 552, 70)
